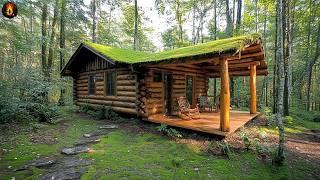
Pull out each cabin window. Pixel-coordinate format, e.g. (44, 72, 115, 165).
(88, 75, 96, 95)
(105, 71, 116, 96)
(153, 71, 162, 82)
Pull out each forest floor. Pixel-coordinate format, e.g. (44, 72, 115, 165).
(0, 106, 319, 179)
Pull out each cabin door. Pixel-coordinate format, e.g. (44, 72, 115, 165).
(164, 73, 173, 115)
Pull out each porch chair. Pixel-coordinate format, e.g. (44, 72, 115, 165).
(198, 96, 215, 112)
(177, 96, 200, 119)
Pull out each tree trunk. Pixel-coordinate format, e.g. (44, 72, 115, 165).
(92, 0, 97, 42)
(59, 0, 66, 105)
(236, 0, 242, 35)
(307, 21, 320, 111)
(133, 0, 138, 50)
(255, 0, 258, 32)
(225, 0, 233, 37)
(47, 0, 59, 79)
(273, 0, 279, 113)
(41, 4, 48, 77)
(274, 0, 285, 165)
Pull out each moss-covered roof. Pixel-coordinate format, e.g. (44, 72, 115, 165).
(83, 33, 261, 64)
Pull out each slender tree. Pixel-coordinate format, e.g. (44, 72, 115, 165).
(133, 0, 138, 50)
(59, 0, 66, 105)
(274, 0, 285, 165)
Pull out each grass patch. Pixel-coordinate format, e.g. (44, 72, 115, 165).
(0, 106, 99, 179)
(80, 131, 314, 179)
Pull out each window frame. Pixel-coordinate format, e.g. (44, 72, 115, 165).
(104, 70, 117, 96)
(88, 74, 96, 95)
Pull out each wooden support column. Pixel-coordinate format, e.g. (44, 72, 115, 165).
(219, 58, 230, 132)
(250, 64, 257, 114)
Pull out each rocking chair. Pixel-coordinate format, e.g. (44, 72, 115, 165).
(177, 96, 200, 119)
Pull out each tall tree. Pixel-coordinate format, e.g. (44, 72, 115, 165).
(59, 0, 66, 105)
(41, 4, 48, 77)
(225, 0, 233, 37)
(133, 0, 138, 50)
(47, 0, 59, 78)
(274, 0, 285, 165)
(92, 0, 97, 42)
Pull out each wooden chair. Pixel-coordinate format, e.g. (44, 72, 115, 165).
(177, 96, 200, 119)
(198, 96, 212, 112)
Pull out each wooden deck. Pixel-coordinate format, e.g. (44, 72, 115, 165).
(147, 111, 260, 136)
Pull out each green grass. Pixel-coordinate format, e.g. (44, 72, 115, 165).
(0, 106, 99, 179)
(0, 106, 318, 179)
(83, 33, 261, 64)
(80, 131, 314, 179)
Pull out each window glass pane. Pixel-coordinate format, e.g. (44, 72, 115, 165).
(106, 71, 116, 96)
(88, 75, 95, 95)
(153, 72, 162, 82)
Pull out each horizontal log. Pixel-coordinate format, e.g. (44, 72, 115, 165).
(77, 84, 88, 88)
(76, 102, 137, 115)
(151, 93, 162, 98)
(77, 99, 136, 108)
(147, 82, 163, 88)
(148, 88, 162, 93)
(117, 86, 136, 91)
(77, 79, 88, 83)
(77, 87, 88, 91)
(117, 74, 135, 80)
(117, 91, 136, 97)
(116, 70, 132, 75)
(172, 84, 185, 89)
(77, 95, 136, 102)
(117, 80, 136, 86)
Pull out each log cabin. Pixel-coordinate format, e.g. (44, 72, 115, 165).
(61, 34, 267, 136)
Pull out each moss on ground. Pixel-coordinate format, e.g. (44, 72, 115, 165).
(0, 106, 318, 179)
(0, 106, 99, 179)
(83, 34, 261, 64)
(80, 131, 314, 179)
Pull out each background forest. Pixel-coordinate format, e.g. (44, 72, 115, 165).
(0, 0, 319, 128)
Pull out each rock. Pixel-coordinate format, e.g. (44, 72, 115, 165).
(60, 157, 92, 168)
(39, 168, 84, 180)
(16, 157, 56, 171)
(99, 125, 118, 129)
(74, 138, 100, 146)
(83, 130, 108, 138)
(61, 146, 91, 155)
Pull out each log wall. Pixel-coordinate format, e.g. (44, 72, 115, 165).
(144, 67, 209, 116)
(74, 68, 138, 115)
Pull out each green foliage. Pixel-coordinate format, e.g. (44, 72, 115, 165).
(0, 71, 58, 123)
(239, 130, 251, 151)
(217, 140, 231, 159)
(157, 124, 183, 138)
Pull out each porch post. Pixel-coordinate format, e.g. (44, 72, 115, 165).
(250, 64, 257, 114)
(219, 58, 230, 132)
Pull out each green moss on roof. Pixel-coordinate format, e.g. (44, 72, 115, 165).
(83, 33, 261, 64)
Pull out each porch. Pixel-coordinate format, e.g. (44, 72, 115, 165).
(148, 111, 260, 136)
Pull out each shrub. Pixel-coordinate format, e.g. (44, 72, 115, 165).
(217, 140, 231, 159)
(157, 124, 182, 138)
(313, 114, 320, 122)
(239, 130, 251, 151)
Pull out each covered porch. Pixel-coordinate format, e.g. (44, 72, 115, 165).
(148, 111, 260, 136)
(142, 36, 267, 136)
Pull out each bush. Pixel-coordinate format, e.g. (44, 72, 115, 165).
(313, 114, 320, 122)
(0, 70, 58, 124)
(157, 124, 182, 138)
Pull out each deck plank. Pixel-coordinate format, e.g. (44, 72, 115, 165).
(147, 111, 259, 136)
